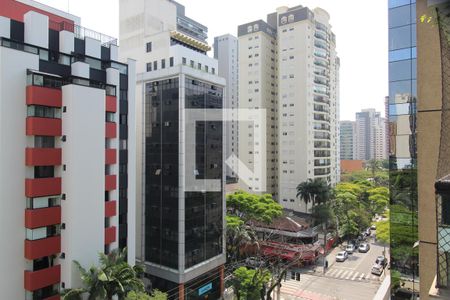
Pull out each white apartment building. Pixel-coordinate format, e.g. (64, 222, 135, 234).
(355, 108, 388, 161)
(0, 0, 136, 299)
(238, 5, 340, 213)
(119, 0, 226, 298)
(214, 34, 239, 181)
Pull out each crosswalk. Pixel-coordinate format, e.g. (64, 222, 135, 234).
(324, 268, 381, 281)
(279, 280, 337, 300)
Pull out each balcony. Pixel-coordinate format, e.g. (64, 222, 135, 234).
(105, 226, 116, 244)
(105, 148, 117, 165)
(105, 201, 117, 218)
(26, 86, 62, 108)
(25, 207, 61, 229)
(105, 175, 116, 191)
(24, 265, 60, 291)
(106, 96, 117, 113)
(24, 236, 61, 260)
(25, 148, 62, 166)
(25, 177, 61, 198)
(105, 122, 117, 139)
(26, 117, 62, 136)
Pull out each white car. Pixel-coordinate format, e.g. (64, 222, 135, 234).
(345, 244, 355, 254)
(358, 243, 370, 253)
(371, 263, 384, 275)
(336, 251, 348, 262)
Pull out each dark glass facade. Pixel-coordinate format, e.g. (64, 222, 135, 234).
(145, 78, 180, 269)
(388, 0, 419, 296)
(144, 77, 224, 299)
(185, 78, 224, 269)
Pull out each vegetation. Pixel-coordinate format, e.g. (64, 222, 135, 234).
(296, 178, 331, 213)
(62, 248, 157, 300)
(126, 290, 167, 300)
(227, 191, 283, 224)
(231, 267, 271, 300)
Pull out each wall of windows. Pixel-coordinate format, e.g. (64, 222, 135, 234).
(388, 0, 419, 297)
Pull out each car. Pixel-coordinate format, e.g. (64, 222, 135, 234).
(365, 228, 371, 236)
(336, 251, 348, 262)
(345, 244, 356, 254)
(370, 224, 376, 230)
(375, 255, 388, 267)
(358, 243, 370, 253)
(371, 263, 384, 275)
(245, 257, 266, 268)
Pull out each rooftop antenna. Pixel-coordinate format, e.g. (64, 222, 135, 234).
(67, 0, 70, 13)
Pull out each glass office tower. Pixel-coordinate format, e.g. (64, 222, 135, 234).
(388, 0, 419, 297)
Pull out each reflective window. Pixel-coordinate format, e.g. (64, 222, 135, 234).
(389, 47, 416, 62)
(389, 0, 412, 9)
(389, 25, 413, 50)
(389, 59, 416, 81)
(389, 103, 416, 116)
(389, 5, 413, 28)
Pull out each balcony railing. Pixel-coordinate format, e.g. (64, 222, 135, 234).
(435, 175, 450, 288)
(49, 20, 117, 47)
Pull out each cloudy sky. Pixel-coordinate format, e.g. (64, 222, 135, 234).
(37, 0, 388, 120)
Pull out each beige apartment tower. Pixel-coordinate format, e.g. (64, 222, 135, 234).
(238, 5, 339, 212)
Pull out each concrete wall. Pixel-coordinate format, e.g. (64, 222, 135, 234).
(0, 46, 39, 300)
(417, 0, 443, 298)
(61, 84, 105, 288)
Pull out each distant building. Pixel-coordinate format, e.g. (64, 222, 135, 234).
(340, 120, 356, 160)
(214, 34, 239, 181)
(355, 108, 387, 161)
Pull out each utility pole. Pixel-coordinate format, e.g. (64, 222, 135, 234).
(323, 221, 327, 274)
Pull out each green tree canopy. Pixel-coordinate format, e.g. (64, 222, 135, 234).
(227, 191, 282, 224)
(232, 267, 271, 300)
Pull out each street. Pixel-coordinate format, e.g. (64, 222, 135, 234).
(277, 238, 388, 300)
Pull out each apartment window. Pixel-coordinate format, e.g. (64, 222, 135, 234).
(146, 62, 152, 72)
(182, 57, 187, 65)
(35, 136, 54, 148)
(146, 42, 152, 52)
(212, 68, 215, 74)
(106, 112, 115, 122)
(205, 66, 209, 72)
(34, 166, 54, 178)
(198, 63, 202, 70)
(170, 57, 174, 67)
(153, 61, 157, 70)
(190, 60, 194, 67)
(161, 59, 166, 69)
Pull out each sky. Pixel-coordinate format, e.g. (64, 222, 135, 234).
(36, 0, 389, 121)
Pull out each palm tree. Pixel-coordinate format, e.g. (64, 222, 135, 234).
(63, 248, 145, 300)
(296, 178, 331, 212)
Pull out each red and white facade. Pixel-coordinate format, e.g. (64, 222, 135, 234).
(0, 1, 136, 299)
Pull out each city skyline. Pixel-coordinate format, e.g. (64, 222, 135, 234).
(35, 0, 388, 121)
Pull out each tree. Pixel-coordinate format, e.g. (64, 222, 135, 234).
(227, 191, 282, 224)
(231, 267, 271, 300)
(296, 178, 331, 213)
(63, 248, 145, 300)
(226, 215, 259, 262)
(376, 219, 390, 245)
(366, 159, 382, 177)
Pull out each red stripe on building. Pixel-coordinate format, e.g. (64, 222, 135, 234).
(105, 148, 117, 165)
(25, 148, 62, 166)
(26, 86, 62, 108)
(104, 226, 116, 244)
(105, 175, 117, 191)
(106, 96, 117, 113)
(105, 201, 117, 218)
(26, 117, 62, 136)
(25, 177, 61, 197)
(25, 207, 61, 229)
(24, 236, 61, 260)
(24, 265, 61, 291)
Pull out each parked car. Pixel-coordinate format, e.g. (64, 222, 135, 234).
(358, 243, 370, 253)
(370, 224, 376, 230)
(375, 255, 388, 267)
(345, 244, 356, 254)
(245, 257, 266, 269)
(365, 228, 371, 236)
(371, 263, 384, 275)
(336, 251, 348, 262)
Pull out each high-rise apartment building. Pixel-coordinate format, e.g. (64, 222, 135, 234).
(237, 5, 340, 212)
(388, 0, 419, 298)
(355, 108, 387, 161)
(0, 0, 136, 299)
(339, 120, 355, 160)
(119, 0, 225, 299)
(214, 34, 239, 181)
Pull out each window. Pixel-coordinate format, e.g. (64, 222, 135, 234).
(161, 59, 166, 69)
(27, 105, 61, 119)
(35, 166, 54, 178)
(212, 68, 215, 74)
(198, 63, 202, 70)
(205, 66, 209, 72)
(190, 60, 194, 67)
(170, 57, 174, 67)
(153, 61, 157, 71)
(146, 42, 152, 52)
(35, 136, 54, 148)
(106, 112, 115, 122)
(182, 57, 186, 65)
(146, 63, 152, 72)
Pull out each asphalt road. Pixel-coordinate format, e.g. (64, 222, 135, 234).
(277, 237, 388, 300)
